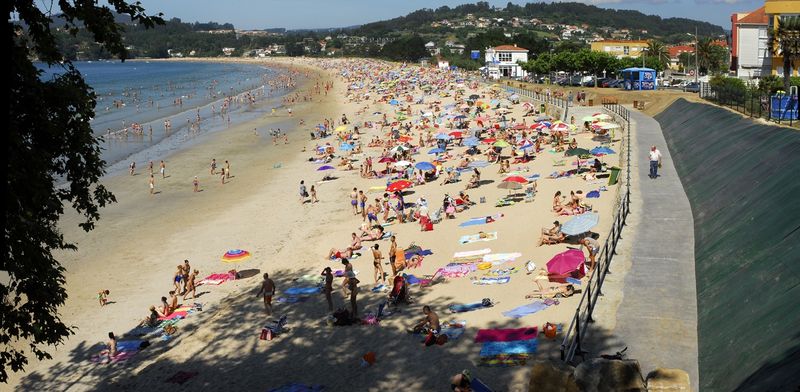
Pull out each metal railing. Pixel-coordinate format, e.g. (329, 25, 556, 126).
(502, 84, 569, 122)
(699, 83, 798, 128)
(559, 102, 632, 363)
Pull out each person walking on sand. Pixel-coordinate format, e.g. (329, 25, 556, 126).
(322, 267, 334, 313)
(371, 244, 386, 285)
(129, 161, 135, 176)
(648, 145, 662, 179)
(220, 168, 226, 185)
(183, 269, 198, 302)
(225, 160, 231, 179)
(182, 259, 191, 293)
(148, 161, 154, 176)
(310, 185, 319, 203)
(256, 273, 276, 315)
(350, 188, 359, 214)
(160, 160, 166, 178)
(299, 180, 308, 203)
(389, 235, 398, 277)
(210, 158, 217, 175)
(173, 265, 184, 293)
(193, 176, 199, 192)
(149, 174, 155, 195)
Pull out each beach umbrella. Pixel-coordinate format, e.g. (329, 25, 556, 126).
(449, 131, 463, 138)
(389, 99, 399, 105)
(581, 116, 597, 122)
(435, 133, 453, 140)
(513, 124, 527, 130)
(493, 140, 511, 148)
(397, 135, 413, 142)
(520, 142, 535, 150)
(534, 115, 551, 122)
(593, 113, 612, 120)
(339, 143, 354, 151)
(481, 138, 496, 144)
(463, 137, 480, 147)
(561, 213, 600, 236)
(546, 249, 585, 276)
(222, 249, 251, 263)
(394, 160, 412, 167)
(335, 125, 347, 132)
(454, 115, 467, 120)
(317, 165, 335, 171)
(378, 157, 396, 163)
(503, 176, 528, 184)
(428, 147, 446, 155)
(597, 122, 620, 130)
(590, 146, 616, 156)
(564, 148, 590, 157)
(415, 161, 435, 171)
(390, 145, 409, 154)
(387, 180, 413, 192)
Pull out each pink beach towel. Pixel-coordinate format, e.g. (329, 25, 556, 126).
(158, 310, 188, 321)
(199, 272, 235, 285)
(90, 349, 139, 363)
(474, 327, 538, 343)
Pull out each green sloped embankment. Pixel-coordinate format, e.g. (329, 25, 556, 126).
(655, 99, 800, 392)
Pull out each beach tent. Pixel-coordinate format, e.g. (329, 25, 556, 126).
(621, 67, 657, 91)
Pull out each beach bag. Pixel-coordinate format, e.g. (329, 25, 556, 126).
(422, 220, 433, 232)
(424, 332, 437, 346)
(481, 298, 493, 307)
(260, 328, 273, 341)
(436, 334, 449, 345)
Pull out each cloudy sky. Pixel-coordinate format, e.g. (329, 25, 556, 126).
(138, 0, 762, 30)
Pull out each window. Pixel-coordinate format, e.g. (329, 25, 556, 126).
(623, 46, 630, 55)
(498, 52, 512, 62)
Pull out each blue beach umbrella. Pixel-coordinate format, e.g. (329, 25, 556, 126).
(590, 146, 616, 156)
(463, 137, 480, 147)
(389, 99, 399, 105)
(435, 133, 452, 140)
(317, 165, 335, 171)
(561, 213, 600, 236)
(428, 147, 446, 155)
(454, 115, 467, 120)
(415, 161, 436, 171)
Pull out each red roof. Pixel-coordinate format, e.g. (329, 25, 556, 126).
(737, 6, 768, 25)
(668, 45, 694, 59)
(493, 45, 528, 52)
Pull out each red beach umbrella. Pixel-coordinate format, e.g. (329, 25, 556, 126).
(449, 131, 463, 138)
(482, 138, 496, 144)
(546, 249, 585, 276)
(386, 180, 413, 192)
(503, 176, 528, 184)
(378, 157, 396, 163)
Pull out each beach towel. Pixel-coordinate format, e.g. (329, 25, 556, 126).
(404, 248, 433, 259)
(449, 299, 493, 313)
(269, 383, 325, 392)
(440, 320, 467, 340)
(475, 327, 538, 343)
(480, 339, 538, 357)
(284, 287, 322, 296)
(565, 277, 582, 286)
(502, 301, 550, 319)
(587, 190, 600, 198)
(453, 248, 491, 259)
(199, 272, 236, 286)
(479, 354, 530, 367)
(90, 340, 143, 363)
(164, 371, 199, 385)
(158, 311, 188, 321)
(472, 276, 510, 285)
(459, 214, 503, 227)
(483, 252, 523, 264)
(459, 232, 498, 244)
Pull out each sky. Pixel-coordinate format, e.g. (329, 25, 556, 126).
(135, 0, 765, 31)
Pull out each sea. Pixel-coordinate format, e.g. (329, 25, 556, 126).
(37, 60, 292, 172)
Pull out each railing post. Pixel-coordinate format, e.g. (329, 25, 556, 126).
(574, 309, 582, 359)
(586, 283, 594, 322)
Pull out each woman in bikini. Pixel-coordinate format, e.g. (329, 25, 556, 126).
(552, 191, 568, 214)
(173, 265, 184, 293)
(371, 244, 387, 285)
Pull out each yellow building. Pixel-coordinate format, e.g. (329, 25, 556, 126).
(765, 0, 800, 77)
(590, 40, 649, 58)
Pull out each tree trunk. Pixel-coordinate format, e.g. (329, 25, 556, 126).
(783, 53, 791, 93)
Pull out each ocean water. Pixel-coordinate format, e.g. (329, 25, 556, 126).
(38, 61, 291, 167)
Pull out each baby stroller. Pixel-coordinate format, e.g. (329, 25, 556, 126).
(389, 275, 409, 305)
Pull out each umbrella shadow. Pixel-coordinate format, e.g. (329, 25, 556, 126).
(237, 269, 262, 279)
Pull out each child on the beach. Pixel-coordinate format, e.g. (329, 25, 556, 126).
(98, 289, 110, 306)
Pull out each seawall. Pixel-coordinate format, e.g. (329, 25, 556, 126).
(655, 99, 800, 392)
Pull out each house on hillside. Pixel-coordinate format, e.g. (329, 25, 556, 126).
(483, 45, 529, 79)
(730, 6, 771, 78)
(425, 41, 439, 56)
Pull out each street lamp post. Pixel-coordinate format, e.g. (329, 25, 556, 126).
(687, 28, 699, 84)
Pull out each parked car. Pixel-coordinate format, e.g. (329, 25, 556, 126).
(683, 82, 700, 93)
(603, 79, 622, 88)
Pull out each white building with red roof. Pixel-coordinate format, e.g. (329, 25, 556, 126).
(484, 45, 529, 79)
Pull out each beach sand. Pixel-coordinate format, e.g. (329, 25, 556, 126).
(12, 58, 624, 391)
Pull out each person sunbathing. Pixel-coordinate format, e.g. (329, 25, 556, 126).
(440, 170, 457, 185)
(156, 296, 171, 317)
(139, 306, 160, 327)
(409, 305, 440, 335)
(457, 158, 470, 169)
(539, 220, 566, 246)
(552, 191, 570, 214)
(361, 225, 385, 241)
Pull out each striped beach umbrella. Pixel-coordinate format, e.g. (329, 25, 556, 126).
(222, 249, 251, 263)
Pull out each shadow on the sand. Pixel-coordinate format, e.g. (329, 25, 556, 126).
(17, 267, 624, 391)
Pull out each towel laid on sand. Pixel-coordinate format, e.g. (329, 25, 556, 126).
(284, 287, 322, 295)
(475, 327, 538, 343)
(459, 232, 498, 244)
(449, 300, 493, 313)
(482, 252, 523, 264)
(502, 301, 550, 319)
(199, 272, 236, 286)
(472, 276, 510, 285)
(453, 248, 491, 259)
(459, 214, 503, 227)
(90, 340, 143, 363)
(479, 339, 538, 357)
(440, 320, 467, 340)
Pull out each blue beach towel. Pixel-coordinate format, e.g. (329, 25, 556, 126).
(502, 301, 549, 319)
(404, 274, 422, 285)
(116, 340, 144, 352)
(284, 287, 322, 295)
(587, 190, 600, 198)
(449, 301, 492, 313)
(479, 339, 538, 357)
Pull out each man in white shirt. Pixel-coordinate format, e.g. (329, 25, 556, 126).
(648, 145, 663, 179)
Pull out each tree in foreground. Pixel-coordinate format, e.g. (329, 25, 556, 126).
(4, 0, 162, 382)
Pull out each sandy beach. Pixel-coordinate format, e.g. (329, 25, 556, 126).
(12, 58, 625, 391)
